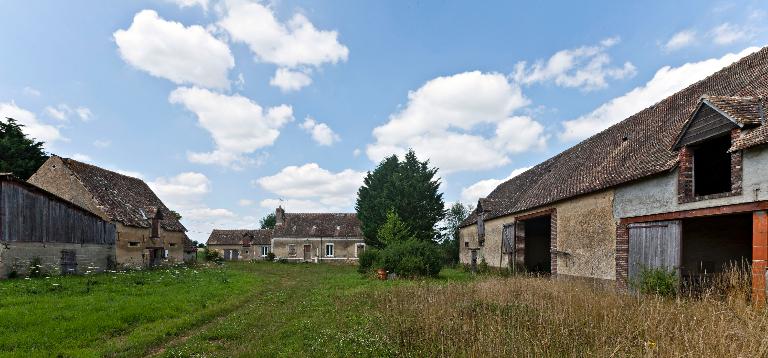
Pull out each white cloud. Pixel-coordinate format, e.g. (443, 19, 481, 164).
(460, 167, 531, 204)
(270, 68, 313, 92)
(167, 0, 208, 11)
(45, 104, 94, 122)
(710, 23, 751, 45)
(218, 0, 348, 90)
(93, 139, 111, 148)
(513, 37, 636, 91)
(147, 171, 238, 242)
(256, 163, 365, 212)
(664, 30, 696, 51)
(22, 87, 41, 97)
(352, 148, 361, 157)
(0, 102, 62, 143)
(560, 46, 760, 141)
(114, 10, 234, 89)
(367, 71, 546, 174)
(45, 105, 68, 121)
(238, 199, 254, 206)
(75, 107, 93, 121)
(301, 117, 340, 146)
(169, 86, 293, 169)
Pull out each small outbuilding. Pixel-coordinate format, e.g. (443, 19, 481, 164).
(206, 229, 272, 261)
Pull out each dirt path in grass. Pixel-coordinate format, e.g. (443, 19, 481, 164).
(142, 265, 307, 358)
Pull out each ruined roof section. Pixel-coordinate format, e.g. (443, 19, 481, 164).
(59, 157, 186, 232)
(705, 95, 765, 127)
(207, 229, 272, 246)
(462, 46, 768, 227)
(273, 213, 363, 238)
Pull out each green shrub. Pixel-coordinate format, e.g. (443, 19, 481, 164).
(204, 248, 222, 262)
(357, 248, 380, 273)
(634, 266, 678, 297)
(378, 239, 442, 278)
(265, 252, 276, 261)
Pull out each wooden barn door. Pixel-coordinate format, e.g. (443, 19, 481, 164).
(303, 245, 311, 261)
(628, 220, 682, 285)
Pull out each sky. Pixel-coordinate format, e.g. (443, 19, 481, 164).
(1, 0, 767, 242)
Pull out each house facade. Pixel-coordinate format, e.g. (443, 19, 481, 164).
(206, 229, 272, 260)
(0, 173, 117, 278)
(272, 207, 366, 262)
(28, 156, 190, 268)
(460, 46, 768, 300)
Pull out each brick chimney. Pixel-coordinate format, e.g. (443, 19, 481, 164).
(275, 206, 285, 226)
(151, 206, 164, 238)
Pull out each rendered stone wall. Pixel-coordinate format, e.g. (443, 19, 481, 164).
(0, 242, 115, 278)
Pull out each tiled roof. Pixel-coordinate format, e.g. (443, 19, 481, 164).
(704, 95, 765, 127)
(183, 235, 197, 252)
(207, 229, 272, 246)
(58, 157, 186, 232)
(273, 213, 362, 238)
(462, 46, 768, 227)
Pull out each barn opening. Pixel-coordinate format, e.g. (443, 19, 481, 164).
(523, 215, 551, 273)
(692, 135, 732, 196)
(681, 213, 752, 280)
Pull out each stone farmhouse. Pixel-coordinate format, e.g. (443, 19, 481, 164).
(0, 173, 117, 278)
(29, 156, 193, 268)
(208, 207, 366, 263)
(459, 46, 768, 300)
(206, 229, 272, 261)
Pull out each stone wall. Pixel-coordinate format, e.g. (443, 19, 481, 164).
(272, 238, 365, 262)
(0, 242, 115, 278)
(115, 225, 186, 268)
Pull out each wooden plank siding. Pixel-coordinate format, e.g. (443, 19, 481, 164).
(0, 180, 116, 244)
(628, 221, 682, 284)
(678, 105, 738, 147)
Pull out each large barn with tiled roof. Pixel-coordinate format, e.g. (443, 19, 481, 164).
(460, 45, 768, 300)
(28, 155, 193, 268)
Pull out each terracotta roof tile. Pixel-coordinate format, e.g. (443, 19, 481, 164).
(273, 213, 362, 238)
(59, 157, 186, 232)
(207, 229, 272, 246)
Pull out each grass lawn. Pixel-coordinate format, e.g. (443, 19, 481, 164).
(0, 261, 469, 357)
(2, 262, 767, 357)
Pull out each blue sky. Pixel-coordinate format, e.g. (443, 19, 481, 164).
(1, 0, 767, 241)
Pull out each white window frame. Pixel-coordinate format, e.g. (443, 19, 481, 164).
(355, 243, 366, 258)
(261, 246, 270, 257)
(325, 243, 334, 257)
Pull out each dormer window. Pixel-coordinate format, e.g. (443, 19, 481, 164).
(674, 96, 754, 203)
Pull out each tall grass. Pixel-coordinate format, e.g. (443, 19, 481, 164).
(375, 268, 768, 356)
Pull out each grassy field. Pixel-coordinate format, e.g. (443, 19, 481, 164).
(2, 262, 768, 357)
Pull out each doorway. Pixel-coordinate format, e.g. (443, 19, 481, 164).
(303, 244, 311, 261)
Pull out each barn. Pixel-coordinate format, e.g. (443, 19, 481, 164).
(460, 46, 768, 300)
(0, 173, 116, 278)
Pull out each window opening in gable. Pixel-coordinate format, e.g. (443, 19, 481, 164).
(693, 135, 732, 196)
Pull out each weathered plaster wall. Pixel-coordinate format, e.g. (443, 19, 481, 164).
(0, 242, 115, 278)
(614, 145, 768, 219)
(459, 190, 617, 280)
(115, 225, 186, 268)
(272, 238, 365, 262)
(556, 190, 616, 280)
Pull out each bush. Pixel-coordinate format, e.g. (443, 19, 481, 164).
(204, 249, 222, 262)
(358, 248, 380, 273)
(634, 266, 678, 297)
(28, 257, 46, 278)
(265, 252, 276, 261)
(377, 239, 442, 278)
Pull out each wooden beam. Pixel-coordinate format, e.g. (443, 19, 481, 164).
(620, 201, 768, 225)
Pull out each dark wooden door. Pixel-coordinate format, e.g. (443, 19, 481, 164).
(628, 220, 682, 284)
(60, 250, 77, 274)
(303, 245, 311, 261)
